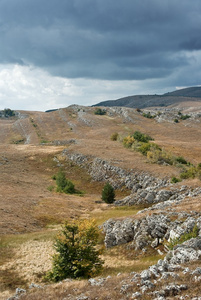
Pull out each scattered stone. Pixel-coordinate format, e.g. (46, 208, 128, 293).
(163, 284, 188, 297)
(120, 284, 133, 294)
(192, 267, 201, 275)
(29, 283, 42, 289)
(131, 291, 142, 299)
(140, 280, 155, 293)
(140, 270, 151, 281)
(76, 296, 89, 300)
(88, 278, 105, 286)
(15, 288, 26, 296)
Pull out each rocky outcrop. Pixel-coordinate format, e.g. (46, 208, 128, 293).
(102, 214, 201, 250)
(61, 150, 169, 190)
(165, 238, 201, 265)
(102, 218, 135, 248)
(115, 185, 201, 207)
(61, 151, 201, 210)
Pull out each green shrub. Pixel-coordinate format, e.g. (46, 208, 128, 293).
(110, 132, 119, 141)
(94, 108, 106, 115)
(123, 136, 135, 148)
(174, 119, 179, 123)
(56, 170, 68, 190)
(63, 181, 75, 194)
(102, 183, 115, 204)
(147, 148, 173, 165)
(132, 131, 153, 143)
(55, 170, 75, 194)
(178, 163, 201, 180)
(142, 112, 155, 119)
(180, 166, 197, 179)
(137, 142, 151, 156)
(180, 114, 190, 120)
(171, 177, 181, 184)
(3, 108, 15, 117)
(46, 219, 103, 282)
(175, 156, 188, 165)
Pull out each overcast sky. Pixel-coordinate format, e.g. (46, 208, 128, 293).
(0, 0, 201, 111)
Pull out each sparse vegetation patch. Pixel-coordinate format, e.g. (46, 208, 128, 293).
(178, 111, 191, 120)
(180, 165, 201, 180)
(122, 130, 201, 181)
(167, 225, 199, 250)
(142, 111, 156, 119)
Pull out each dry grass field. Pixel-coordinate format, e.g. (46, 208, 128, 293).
(0, 103, 201, 299)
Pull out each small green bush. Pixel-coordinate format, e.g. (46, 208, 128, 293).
(110, 132, 119, 141)
(123, 136, 135, 148)
(3, 108, 15, 117)
(63, 181, 75, 194)
(132, 131, 153, 143)
(180, 166, 197, 179)
(94, 108, 106, 115)
(56, 170, 68, 190)
(137, 142, 151, 156)
(171, 177, 181, 184)
(147, 148, 173, 165)
(142, 112, 155, 119)
(102, 183, 115, 204)
(180, 114, 190, 120)
(175, 156, 188, 165)
(174, 119, 179, 123)
(55, 170, 75, 194)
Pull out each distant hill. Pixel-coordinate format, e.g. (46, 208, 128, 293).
(94, 86, 201, 109)
(164, 86, 201, 97)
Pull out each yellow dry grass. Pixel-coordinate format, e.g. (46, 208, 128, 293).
(1, 240, 54, 282)
(1, 104, 201, 298)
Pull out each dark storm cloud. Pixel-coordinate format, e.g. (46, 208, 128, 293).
(0, 0, 201, 81)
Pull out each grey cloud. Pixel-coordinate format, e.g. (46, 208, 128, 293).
(0, 0, 201, 82)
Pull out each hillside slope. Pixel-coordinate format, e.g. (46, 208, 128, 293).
(0, 104, 201, 299)
(94, 86, 201, 108)
(1, 104, 201, 234)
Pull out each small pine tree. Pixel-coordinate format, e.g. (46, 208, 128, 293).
(101, 183, 115, 204)
(63, 180, 75, 194)
(46, 219, 103, 281)
(55, 170, 75, 194)
(56, 170, 67, 190)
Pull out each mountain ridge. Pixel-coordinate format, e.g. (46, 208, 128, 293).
(94, 86, 201, 109)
